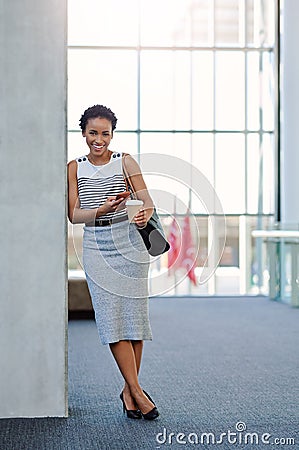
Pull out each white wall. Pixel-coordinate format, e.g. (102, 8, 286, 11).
(0, 0, 68, 417)
(280, 0, 299, 224)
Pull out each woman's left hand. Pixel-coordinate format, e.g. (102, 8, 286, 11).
(134, 208, 147, 228)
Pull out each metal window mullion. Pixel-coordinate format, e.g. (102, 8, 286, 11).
(274, 0, 281, 222)
(137, 48, 141, 162)
(212, 0, 216, 209)
(256, 0, 268, 289)
(68, 129, 275, 135)
(189, 49, 193, 296)
(212, 59, 217, 213)
(67, 45, 274, 52)
(136, 0, 141, 163)
(151, 213, 275, 218)
(208, 0, 217, 296)
(243, 0, 251, 293)
(244, 0, 249, 214)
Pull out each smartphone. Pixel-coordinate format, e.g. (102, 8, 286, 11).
(115, 191, 131, 200)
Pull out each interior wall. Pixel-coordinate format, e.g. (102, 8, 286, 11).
(0, 0, 68, 417)
(280, 0, 299, 224)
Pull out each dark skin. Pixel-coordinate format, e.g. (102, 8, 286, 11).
(67, 117, 154, 227)
(67, 116, 155, 414)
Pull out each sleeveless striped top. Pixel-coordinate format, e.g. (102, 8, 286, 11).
(76, 151, 128, 221)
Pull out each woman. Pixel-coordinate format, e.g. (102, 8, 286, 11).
(67, 104, 159, 420)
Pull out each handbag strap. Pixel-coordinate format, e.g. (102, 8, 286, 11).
(122, 154, 158, 229)
(122, 154, 136, 198)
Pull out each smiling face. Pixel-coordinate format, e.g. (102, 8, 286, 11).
(82, 117, 113, 159)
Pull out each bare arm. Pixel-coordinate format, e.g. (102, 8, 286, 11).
(67, 160, 124, 224)
(123, 154, 154, 227)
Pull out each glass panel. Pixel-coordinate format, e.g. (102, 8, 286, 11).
(215, 51, 245, 130)
(250, 215, 276, 293)
(262, 0, 275, 47)
(192, 51, 214, 130)
(110, 132, 138, 155)
(261, 51, 275, 131)
(246, 133, 260, 213)
(148, 214, 205, 297)
(140, 133, 191, 215)
(173, 52, 191, 129)
(215, 133, 245, 213)
(68, 0, 139, 46)
(191, 134, 214, 213)
(140, 132, 191, 159)
(68, 49, 137, 131)
(246, 0, 255, 45)
(68, 132, 85, 162)
(190, 0, 213, 46)
(216, 215, 240, 294)
(247, 0, 275, 47)
(246, 133, 274, 215)
(140, 51, 191, 130)
(143, 174, 190, 216)
(214, 0, 240, 46)
(190, 216, 209, 295)
(220, 217, 240, 266)
(262, 133, 275, 214)
(139, 0, 191, 46)
(246, 51, 260, 131)
(67, 0, 277, 296)
(247, 51, 275, 131)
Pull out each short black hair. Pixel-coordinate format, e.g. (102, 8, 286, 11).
(79, 104, 118, 132)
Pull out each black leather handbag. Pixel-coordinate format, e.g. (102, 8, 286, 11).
(122, 155, 170, 257)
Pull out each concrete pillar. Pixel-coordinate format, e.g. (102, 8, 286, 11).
(0, 0, 67, 417)
(280, 0, 299, 224)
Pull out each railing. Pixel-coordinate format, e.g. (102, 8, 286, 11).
(252, 230, 299, 307)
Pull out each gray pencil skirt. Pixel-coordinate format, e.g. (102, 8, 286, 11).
(83, 220, 153, 345)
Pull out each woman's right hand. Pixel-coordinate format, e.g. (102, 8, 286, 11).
(98, 196, 124, 215)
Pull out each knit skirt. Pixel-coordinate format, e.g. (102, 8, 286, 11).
(83, 220, 153, 345)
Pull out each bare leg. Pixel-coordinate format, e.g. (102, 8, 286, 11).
(109, 340, 155, 414)
(123, 340, 143, 409)
(132, 340, 144, 374)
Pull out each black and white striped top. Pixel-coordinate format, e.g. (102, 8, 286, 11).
(76, 151, 128, 221)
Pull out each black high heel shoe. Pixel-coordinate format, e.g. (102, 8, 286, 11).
(142, 390, 155, 404)
(120, 392, 142, 419)
(142, 406, 159, 420)
(141, 390, 159, 420)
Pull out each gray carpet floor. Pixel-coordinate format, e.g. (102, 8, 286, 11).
(1, 296, 299, 450)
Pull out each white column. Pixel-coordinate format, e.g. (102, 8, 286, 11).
(280, 0, 299, 224)
(0, 0, 67, 417)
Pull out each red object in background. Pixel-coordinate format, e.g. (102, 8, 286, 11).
(167, 217, 180, 271)
(177, 214, 197, 285)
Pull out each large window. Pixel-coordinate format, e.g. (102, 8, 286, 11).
(68, 0, 278, 296)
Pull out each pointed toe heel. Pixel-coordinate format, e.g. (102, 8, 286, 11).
(120, 392, 142, 419)
(142, 406, 160, 421)
(141, 390, 159, 420)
